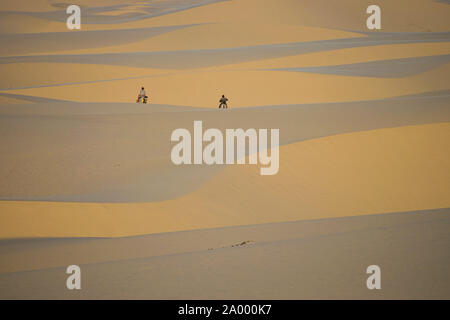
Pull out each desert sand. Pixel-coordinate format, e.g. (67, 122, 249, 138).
(0, 0, 449, 299)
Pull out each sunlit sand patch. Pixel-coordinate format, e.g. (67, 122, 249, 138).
(196, 122, 450, 222)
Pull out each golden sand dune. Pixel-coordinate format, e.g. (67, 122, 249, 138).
(0, 25, 201, 56)
(120, 0, 450, 32)
(291, 0, 450, 32)
(229, 42, 450, 69)
(10, 0, 440, 35)
(0, 14, 67, 34)
(0, 95, 31, 105)
(68, 24, 360, 54)
(0, 0, 57, 12)
(0, 208, 446, 275)
(7, 62, 449, 106)
(1, 123, 448, 239)
(0, 63, 172, 90)
(3, 0, 448, 36)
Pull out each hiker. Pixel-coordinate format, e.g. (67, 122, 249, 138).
(137, 86, 148, 103)
(219, 94, 228, 109)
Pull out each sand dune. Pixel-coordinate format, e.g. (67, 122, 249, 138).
(0, 0, 449, 299)
(114, 0, 450, 32)
(272, 54, 450, 78)
(0, 0, 225, 25)
(290, 0, 450, 32)
(0, 95, 31, 105)
(0, 92, 70, 104)
(0, 1, 224, 34)
(0, 0, 59, 12)
(2, 32, 448, 69)
(0, 13, 67, 34)
(0, 25, 196, 56)
(1, 94, 449, 203)
(2, 0, 449, 34)
(0, 207, 447, 274)
(6, 63, 449, 106)
(0, 63, 172, 91)
(1, 122, 449, 239)
(231, 42, 450, 69)
(0, 208, 449, 299)
(67, 24, 360, 54)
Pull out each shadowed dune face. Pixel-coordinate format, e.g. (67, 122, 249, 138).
(0, 0, 449, 300)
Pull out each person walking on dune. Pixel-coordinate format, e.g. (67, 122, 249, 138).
(137, 86, 148, 104)
(219, 94, 228, 109)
